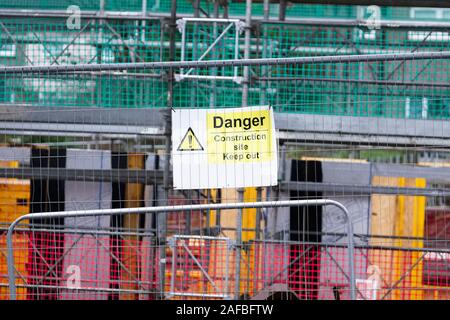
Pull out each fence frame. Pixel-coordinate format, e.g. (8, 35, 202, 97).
(6, 199, 355, 300)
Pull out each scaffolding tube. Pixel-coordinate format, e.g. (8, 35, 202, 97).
(2, 51, 450, 74)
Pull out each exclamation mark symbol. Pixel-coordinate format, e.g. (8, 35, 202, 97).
(188, 134, 193, 149)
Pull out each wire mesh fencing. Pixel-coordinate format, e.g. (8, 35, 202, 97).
(0, 6, 449, 300)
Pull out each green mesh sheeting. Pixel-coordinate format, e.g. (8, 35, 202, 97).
(0, 3, 449, 120)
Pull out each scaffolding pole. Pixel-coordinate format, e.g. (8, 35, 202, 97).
(7, 199, 356, 300)
(3, 51, 450, 74)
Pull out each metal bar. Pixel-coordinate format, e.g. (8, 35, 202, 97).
(277, 131, 450, 148)
(166, 292, 230, 298)
(335, 29, 380, 81)
(34, 234, 85, 287)
(223, 0, 229, 18)
(173, 235, 231, 241)
(103, 21, 143, 62)
(366, 163, 450, 182)
(209, 3, 219, 111)
(99, 0, 105, 14)
(235, 189, 245, 299)
(265, 244, 314, 290)
(0, 9, 169, 20)
(385, 32, 434, 83)
(3, 51, 450, 74)
(0, 168, 165, 184)
(158, 0, 177, 300)
(180, 16, 186, 75)
(324, 247, 365, 298)
(280, 181, 450, 197)
(260, 17, 450, 29)
(181, 18, 241, 23)
(0, 106, 165, 129)
(275, 0, 450, 8)
(216, 190, 222, 234)
(276, 113, 450, 148)
(0, 121, 163, 136)
(234, 0, 252, 300)
(7, 199, 356, 300)
(225, 238, 230, 299)
(3, 111, 450, 148)
(0, 129, 159, 140)
(250, 238, 450, 252)
(257, 76, 450, 88)
(177, 74, 244, 81)
(0, 36, 434, 56)
(0, 247, 28, 285)
(49, 20, 93, 65)
(1, 283, 156, 294)
(2, 8, 450, 28)
(30, 30, 61, 65)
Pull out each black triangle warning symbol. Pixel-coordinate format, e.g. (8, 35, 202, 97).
(177, 127, 204, 151)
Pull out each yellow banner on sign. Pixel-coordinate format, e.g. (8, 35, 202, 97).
(206, 109, 274, 164)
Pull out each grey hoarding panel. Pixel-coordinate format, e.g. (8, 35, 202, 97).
(61, 149, 112, 300)
(321, 162, 371, 245)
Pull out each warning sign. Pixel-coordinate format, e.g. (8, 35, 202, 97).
(207, 109, 273, 163)
(177, 127, 204, 151)
(172, 106, 278, 190)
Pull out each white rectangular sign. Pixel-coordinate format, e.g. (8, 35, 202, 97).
(172, 106, 278, 190)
